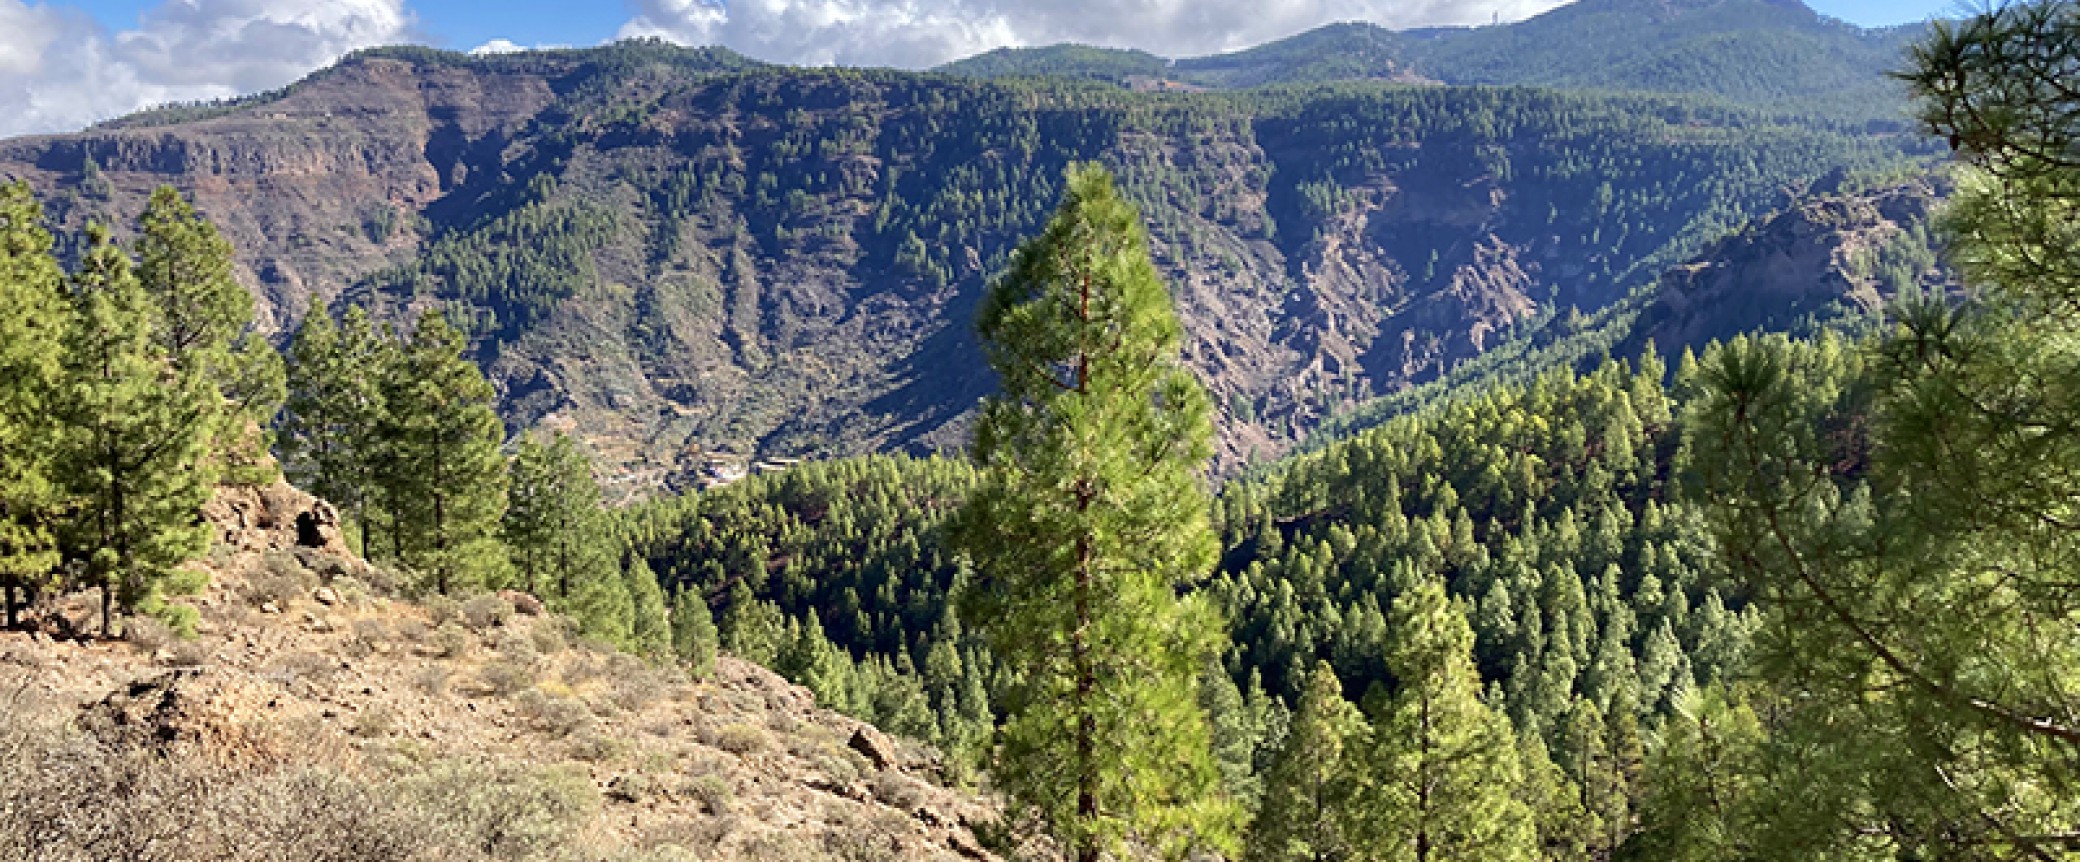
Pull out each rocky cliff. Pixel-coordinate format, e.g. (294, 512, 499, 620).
(1629, 178, 1951, 355)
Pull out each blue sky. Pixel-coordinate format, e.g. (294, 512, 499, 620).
(0, 0, 1964, 139)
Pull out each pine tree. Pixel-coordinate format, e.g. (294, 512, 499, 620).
(570, 557, 633, 646)
(280, 305, 385, 549)
(0, 183, 69, 627)
(1354, 576, 1534, 862)
(1626, 685, 1765, 862)
(952, 163, 1238, 862)
(1203, 662, 1264, 813)
(1671, 3, 2080, 845)
(670, 584, 718, 679)
(503, 431, 624, 640)
(719, 578, 785, 666)
(57, 225, 215, 636)
(625, 555, 671, 656)
(135, 186, 248, 365)
(380, 311, 508, 594)
(133, 186, 279, 483)
(1247, 660, 1364, 862)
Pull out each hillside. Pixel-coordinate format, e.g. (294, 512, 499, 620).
(0, 38, 1933, 486)
(0, 479, 1004, 861)
(940, 0, 1927, 123)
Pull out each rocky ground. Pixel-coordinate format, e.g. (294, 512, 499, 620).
(0, 482, 1004, 861)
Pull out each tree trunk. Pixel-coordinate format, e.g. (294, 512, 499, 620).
(1415, 691, 1433, 862)
(100, 581, 113, 640)
(1075, 526, 1098, 862)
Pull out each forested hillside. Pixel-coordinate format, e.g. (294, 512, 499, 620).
(0, 27, 1934, 485)
(617, 346, 1754, 855)
(942, 0, 1926, 123)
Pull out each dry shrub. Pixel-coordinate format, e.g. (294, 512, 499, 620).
(685, 773, 734, 815)
(711, 722, 769, 756)
(412, 664, 452, 698)
(870, 770, 929, 810)
(263, 650, 339, 690)
(161, 638, 213, 668)
(123, 616, 176, 654)
(479, 657, 538, 697)
(393, 617, 431, 646)
(351, 618, 391, 650)
(819, 804, 913, 862)
(245, 551, 316, 607)
(635, 816, 733, 858)
(398, 760, 599, 859)
(529, 619, 569, 655)
(461, 593, 512, 631)
(422, 594, 462, 627)
(567, 731, 626, 763)
(515, 690, 592, 737)
(739, 832, 827, 862)
(350, 705, 399, 739)
(432, 623, 472, 659)
(0, 712, 602, 862)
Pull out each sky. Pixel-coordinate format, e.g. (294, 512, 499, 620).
(0, 0, 1962, 140)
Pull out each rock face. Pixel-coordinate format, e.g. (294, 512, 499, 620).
(1628, 179, 1951, 355)
(202, 481, 352, 557)
(0, 43, 1906, 485)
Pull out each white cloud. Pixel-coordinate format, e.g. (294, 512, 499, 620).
(0, 0, 414, 138)
(469, 38, 570, 55)
(618, 0, 1573, 69)
(469, 38, 526, 55)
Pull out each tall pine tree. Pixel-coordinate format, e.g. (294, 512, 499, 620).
(0, 183, 69, 627)
(951, 163, 1238, 862)
(1247, 660, 1365, 862)
(58, 225, 215, 635)
(503, 431, 623, 635)
(670, 584, 718, 679)
(1354, 576, 1535, 862)
(380, 311, 507, 595)
(134, 186, 281, 485)
(280, 305, 385, 551)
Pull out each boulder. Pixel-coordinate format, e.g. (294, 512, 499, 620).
(498, 590, 544, 616)
(848, 725, 898, 771)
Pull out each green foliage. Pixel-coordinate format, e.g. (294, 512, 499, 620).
(951, 164, 1236, 861)
(1352, 576, 1536, 862)
(0, 183, 69, 624)
(1246, 661, 1364, 862)
(1669, 9, 2080, 838)
(133, 186, 281, 485)
(1653, 8, 2080, 836)
(378, 312, 509, 595)
(504, 434, 615, 599)
(136, 186, 250, 365)
(621, 347, 1748, 857)
(670, 584, 718, 679)
(57, 224, 216, 635)
(624, 555, 671, 656)
(280, 305, 387, 552)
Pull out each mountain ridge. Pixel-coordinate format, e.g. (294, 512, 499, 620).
(939, 0, 1926, 122)
(0, 17, 1937, 488)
